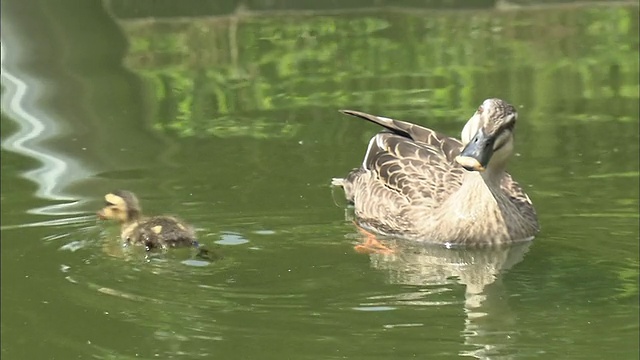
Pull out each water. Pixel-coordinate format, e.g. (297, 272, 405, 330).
(1, 1, 638, 359)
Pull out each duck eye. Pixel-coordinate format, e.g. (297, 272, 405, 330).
(477, 106, 484, 114)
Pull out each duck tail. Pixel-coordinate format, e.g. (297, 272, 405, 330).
(331, 177, 346, 187)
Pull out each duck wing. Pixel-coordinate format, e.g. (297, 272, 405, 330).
(339, 110, 465, 212)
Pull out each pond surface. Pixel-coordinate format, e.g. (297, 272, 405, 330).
(1, 1, 638, 359)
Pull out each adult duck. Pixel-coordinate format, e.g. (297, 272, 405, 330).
(332, 98, 539, 248)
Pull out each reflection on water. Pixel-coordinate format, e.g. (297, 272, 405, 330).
(363, 238, 532, 359)
(1, 42, 90, 216)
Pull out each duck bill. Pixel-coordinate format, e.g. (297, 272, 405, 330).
(455, 128, 494, 172)
(96, 210, 107, 220)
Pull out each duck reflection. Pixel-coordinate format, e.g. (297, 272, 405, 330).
(359, 236, 532, 359)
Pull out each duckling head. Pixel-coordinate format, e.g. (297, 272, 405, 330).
(456, 98, 517, 173)
(97, 190, 142, 224)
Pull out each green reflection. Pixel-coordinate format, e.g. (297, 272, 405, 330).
(113, 6, 639, 138)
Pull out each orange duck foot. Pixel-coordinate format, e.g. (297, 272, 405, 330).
(353, 222, 394, 255)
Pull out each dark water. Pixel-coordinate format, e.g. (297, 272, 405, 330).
(1, 1, 638, 359)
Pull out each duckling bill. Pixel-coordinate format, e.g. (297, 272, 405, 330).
(97, 190, 198, 251)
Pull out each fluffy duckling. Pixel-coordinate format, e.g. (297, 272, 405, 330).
(97, 190, 198, 250)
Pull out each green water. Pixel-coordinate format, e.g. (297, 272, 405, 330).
(1, 1, 638, 359)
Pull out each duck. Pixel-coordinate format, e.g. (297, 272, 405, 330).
(331, 98, 539, 248)
(97, 190, 198, 251)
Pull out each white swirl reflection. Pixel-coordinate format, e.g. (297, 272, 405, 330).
(1, 41, 90, 216)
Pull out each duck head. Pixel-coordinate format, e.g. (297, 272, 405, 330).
(97, 190, 142, 224)
(456, 98, 518, 173)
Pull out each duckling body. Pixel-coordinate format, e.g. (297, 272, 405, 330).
(332, 99, 539, 246)
(98, 190, 197, 250)
(122, 216, 196, 250)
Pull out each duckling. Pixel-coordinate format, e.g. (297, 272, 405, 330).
(97, 190, 197, 251)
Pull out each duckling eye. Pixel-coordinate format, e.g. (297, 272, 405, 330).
(477, 106, 484, 114)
